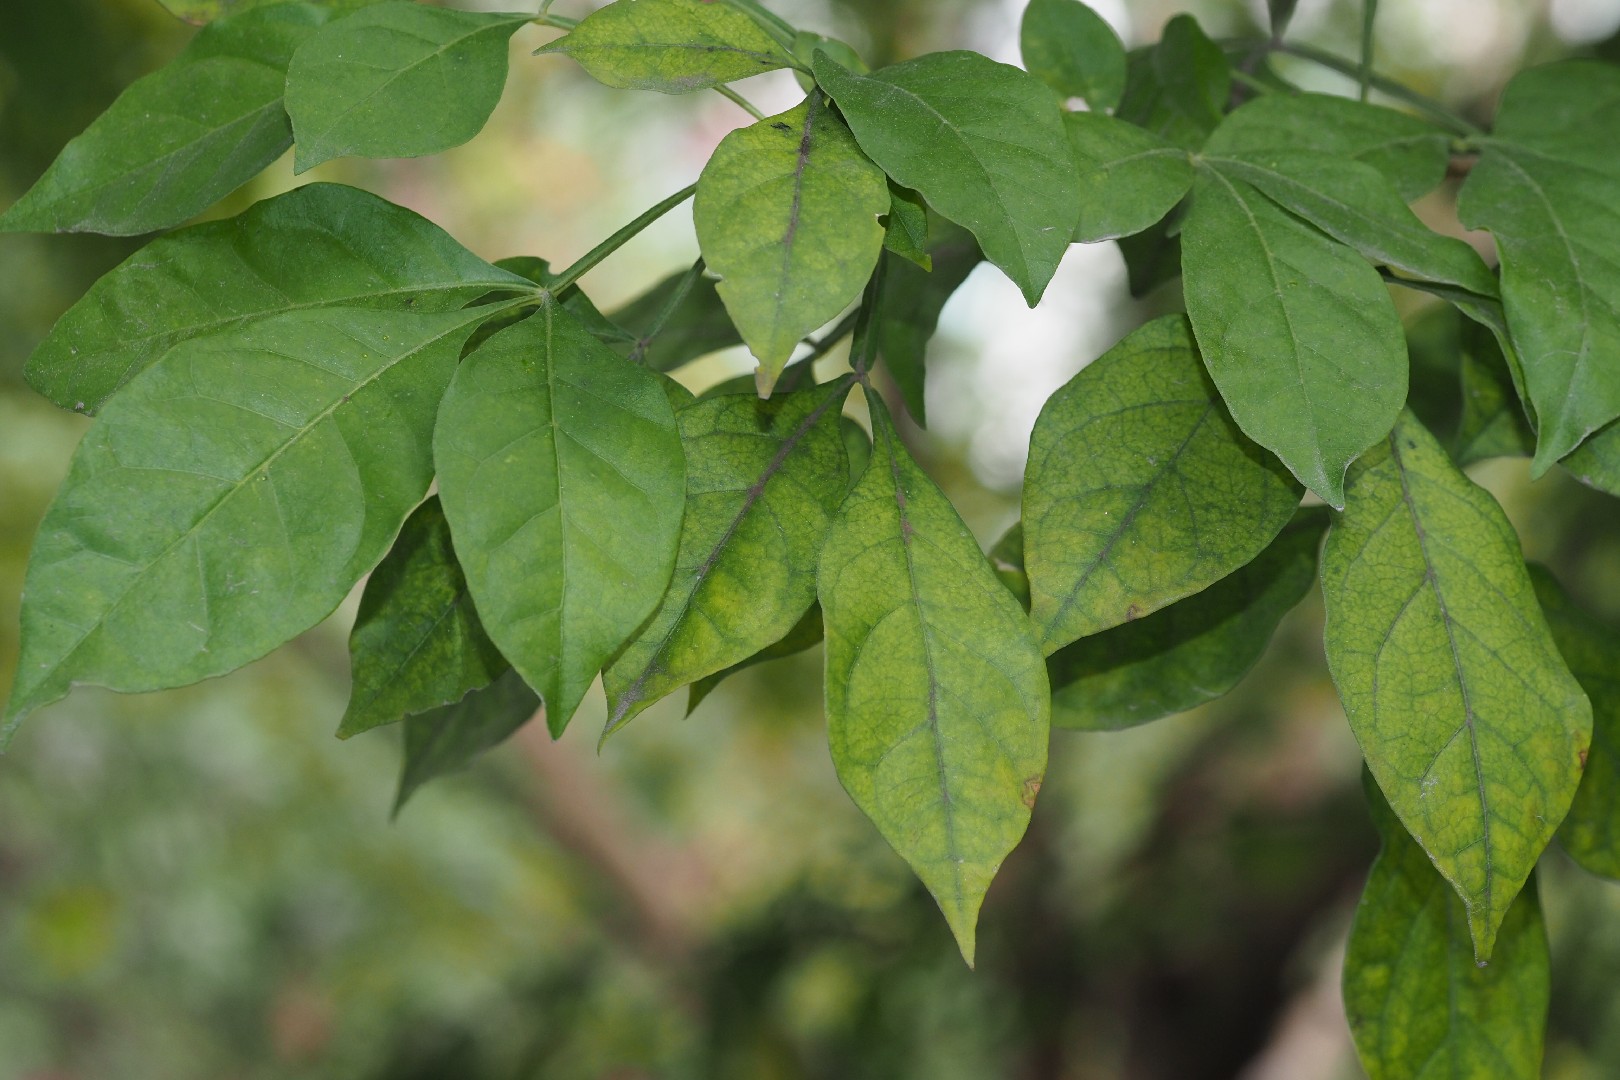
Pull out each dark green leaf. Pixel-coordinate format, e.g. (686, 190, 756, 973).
(3, 303, 506, 739)
(1530, 566, 1620, 880)
(607, 265, 743, 372)
(874, 222, 981, 426)
(395, 669, 539, 813)
(1344, 777, 1549, 1080)
(24, 183, 531, 414)
(694, 95, 888, 392)
(537, 0, 795, 94)
(1455, 324, 1535, 467)
(434, 303, 686, 738)
(1563, 421, 1620, 498)
(1457, 61, 1620, 472)
(686, 604, 824, 715)
(819, 395, 1049, 965)
(1267, 0, 1301, 37)
(791, 30, 864, 92)
(813, 50, 1079, 306)
(1151, 14, 1230, 136)
(285, 2, 531, 170)
(883, 184, 933, 270)
(1024, 315, 1301, 654)
(1048, 509, 1325, 731)
(0, 3, 330, 236)
(340, 497, 507, 739)
(1321, 410, 1591, 958)
(488, 255, 633, 346)
(1116, 211, 1182, 297)
(1019, 0, 1126, 111)
(1066, 112, 1193, 244)
(1114, 48, 1212, 151)
(839, 415, 871, 487)
(1182, 167, 1407, 506)
(603, 380, 852, 734)
(988, 523, 1029, 611)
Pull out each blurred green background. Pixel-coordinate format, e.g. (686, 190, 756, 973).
(5, 1, 1620, 1077)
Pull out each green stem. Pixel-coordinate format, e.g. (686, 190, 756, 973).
(1358, 0, 1378, 102)
(1276, 41, 1483, 135)
(549, 183, 699, 295)
(532, 11, 576, 30)
(1229, 69, 1276, 96)
(716, 85, 767, 121)
(628, 258, 706, 366)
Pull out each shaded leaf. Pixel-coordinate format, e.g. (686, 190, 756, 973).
(1563, 421, 1620, 498)
(603, 380, 852, 734)
(0, 3, 330, 236)
(395, 669, 539, 813)
(819, 395, 1049, 965)
(875, 222, 981, 426)
(434, 303, 686, 738)
(1019, 0, 1126, 111)
(607, 264, 743, 372)
(537, 0, 794, 94)
(340, 496, 507, 738)
(813, 50, 1078, 306)
(687, 604, 824, 715)
(3, 304, 507, 739)
(24, 183, 530, 414)
(1049, 508, 1325, 731)
(1321, 410, 1591, 958)
(1024, 315, 1301, 654)
(286, 2, 531, 170)
(155, 0, 378, 25)
(1267, 0, 1301, 37)
(1151, 14, 1229, 136)
(1114, 48, 1212, 151)
(1116, 210, 1182, 297)
(988, 523, 1029, 611)
(883, 184, 933, 270)
(1454, 324, 1535, 467)
(1344, 777, 1549, 1080)
(1066, 112, 1193, 244)
(694, 95, 888, 392)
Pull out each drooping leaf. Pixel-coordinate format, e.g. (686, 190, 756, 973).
(603, 379, 852, 734)
(819, 395, 1049, 965)
(3, 303, 509, 739)
(537, 0, 795, 94)
(686, 605, 824, 715)
(813, 50, 1079, 306)
(607, 264, 743, 372)
(1019, 0, 1126, 112)
(1320, 410, 1591, 958)
(24, 183, 531, 414)
(0, 3, 331, 236)
(883, 184, 933, 270)
(874, 222, 981, 426)
(1344, 777, 1549, 1080)
(285, 2, 531, 170)
(694, 95, 888, 392)
(395, 669, 539, 813)
(1530, 566, 1620, 880)
(1457, 62, 1620, 473)
(1066, 112, 1193, 244)
(1182, 167, 1407, 506)
(1023, 315, 1301, 654)
(1048, 508, 1325, 731)
(1151, 14, 1230, 136)
(433, 303, 686, 738)
(340, 497, 507, 739)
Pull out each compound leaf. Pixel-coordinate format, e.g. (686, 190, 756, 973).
(813, 50, 1078, 306)
(537, 0, 794, 94)
(694, 95, 888, 392)
(1321, 410, 1591, 958)
(1019, 0, 1126, 112)
(24, 183, 531, 415)
(395, 669, 539, 812)
(434, 303, 686, 738)
(0, 3, 330, 236)
(820, 395, 1049, 965)
(340, 496, 507, 738)
(607, 265, 743, 372)
(1344, 778, 1549, 1080)
(1066, 112, 1193, 244)
(286, 2, 531, 170)
(1024, 315, 1301, 654)
(3, 304, 504, 739)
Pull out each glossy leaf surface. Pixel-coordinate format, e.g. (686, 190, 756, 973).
(1321, 411, 1590, 958)
(1019, 0, 1126, 111)
(538, 0, 794, 93)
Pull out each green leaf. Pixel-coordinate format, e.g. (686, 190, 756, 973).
(3, 303, 506, 739)
(819, 395, 1049, 965)
(607, 264, 743, 372)
(1048, 509, 1325, 731)
(874, 222, 981, 426)
(602, 380, 852, 734)
(1563, 421, 1620, 497)
(285, 2, 530, 171)
(1199, 91, 1451, 201)
(812, 50, 1079, 307)
(1182, 167, 1407, 506)
(340, 496, 507, 739)
(537, 0, 795, 94)
(24, 183, 531, 415)
(1320, 410, 1591, 958)
(1267, 0, 1301, 37)
(1344, 777, 1549, 1080)
(0, 3, 330, 236)
(791, 31, 865, 92)
(694, 95, 888, 392)
(1066, 112, 1193, 244)
(988, 523, 1029, 611)
(1151, 14, 1229, 136)
(155, 0, 378, 26)
(1530, 567, 1620, 880)
(1454, 325, 1535, 467)
(1457, 61, 1620, 473)
(882, 184, 933, 270)
(1116, 211, 1183, 297)
(1018, 0, 1126, 111)
(395, 669, 539, 813)
(1114, 48, 1212, 151)
(1023, 315, 1301, 654)
(686, 604, 824, 715)
(434, 303, 686, 738)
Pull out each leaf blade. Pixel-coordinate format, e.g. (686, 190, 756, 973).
(537, 0, 794, 94)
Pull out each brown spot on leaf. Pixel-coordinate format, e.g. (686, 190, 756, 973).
(1124, 604, 1142, 621)
(1580, 747, 1589, 770)
(1022, 777, 1042, 808)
